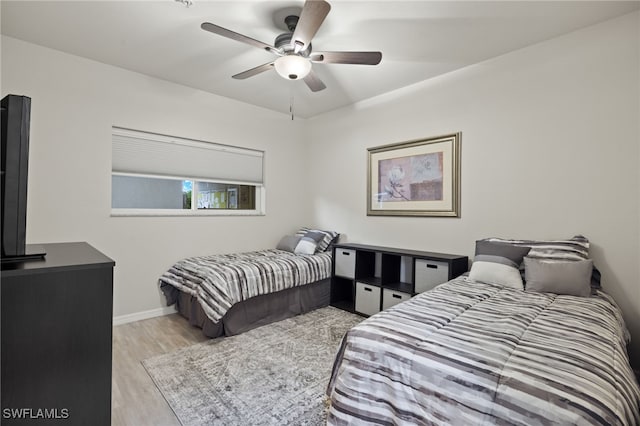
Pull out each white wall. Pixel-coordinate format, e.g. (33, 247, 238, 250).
(1, 36, 311, 319)
(307, 12, 640, 362)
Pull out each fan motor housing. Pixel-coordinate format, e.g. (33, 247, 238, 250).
(275, 33, 311, 56)
(274, 15, 312, 56)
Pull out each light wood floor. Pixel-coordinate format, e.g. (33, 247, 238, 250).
(111, 314, 208, 426)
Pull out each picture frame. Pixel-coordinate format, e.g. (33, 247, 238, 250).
(367, 132, 461, 217)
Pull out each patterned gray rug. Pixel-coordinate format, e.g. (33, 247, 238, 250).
(142, 306, 363, 426)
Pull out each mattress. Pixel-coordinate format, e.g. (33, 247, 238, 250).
(326, 276, 640, 425)
(159, 248, 332, 324)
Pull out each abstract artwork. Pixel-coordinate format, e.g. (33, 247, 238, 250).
(367, 133, 461, 217)
(378, 152, 443, 202)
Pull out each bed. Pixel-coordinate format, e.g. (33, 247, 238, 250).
(159, 228, 337, 338)
(326, 237, 640, 425)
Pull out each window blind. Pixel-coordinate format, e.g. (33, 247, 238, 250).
(112, 127, 264, 184)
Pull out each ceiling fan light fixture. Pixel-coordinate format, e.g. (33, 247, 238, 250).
(274, 55, 311, 80)
(201, 0, 381, 95)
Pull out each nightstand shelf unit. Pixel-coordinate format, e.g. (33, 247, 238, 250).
(331, 243, 468, 316)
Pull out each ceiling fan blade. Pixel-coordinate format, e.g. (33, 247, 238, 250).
(291, 0, 331, 53)
(232, 62, 274, 80)
(201, 22, 279, 55)
(310, 51, 382, 65)
(303, 69, 326, 92)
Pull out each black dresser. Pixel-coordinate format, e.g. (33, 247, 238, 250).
(1, 242, 115, 425)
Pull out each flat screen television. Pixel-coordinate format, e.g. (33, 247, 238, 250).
(1, 94, 42, 261)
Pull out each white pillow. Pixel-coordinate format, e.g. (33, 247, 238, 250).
(294, 238, 318, 255)
(295, 227, 339, 252)
(294, 231, 324, 255)
(468, 240, 531, 290)
(469, 261, 524, 290)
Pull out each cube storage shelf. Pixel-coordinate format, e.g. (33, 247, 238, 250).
(331, 243, 468, 316)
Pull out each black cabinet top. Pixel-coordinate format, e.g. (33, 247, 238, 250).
(334, 242, 467, 261)
(1, 242, 115, 276)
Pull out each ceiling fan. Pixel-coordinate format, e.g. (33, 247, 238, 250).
(200, 0, 382, 92)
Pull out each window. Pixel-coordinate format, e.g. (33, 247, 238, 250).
(196, 182, 256, 210)
(111, 127, 264, 216)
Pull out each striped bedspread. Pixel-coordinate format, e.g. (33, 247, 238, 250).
(158, 249, 332, 324)
(327, 277, 640, 425)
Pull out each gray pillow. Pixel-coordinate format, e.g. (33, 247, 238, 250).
(468, 240, 531, 289)
(524, 257, 593, 297)
(276, 235, 301, 253)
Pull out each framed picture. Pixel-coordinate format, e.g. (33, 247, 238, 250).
(367, 132, 461, 217)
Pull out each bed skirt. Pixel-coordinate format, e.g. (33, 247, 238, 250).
(169, 278, 331, 338)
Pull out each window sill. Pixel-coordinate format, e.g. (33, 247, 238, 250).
(110, 209, 265, 217)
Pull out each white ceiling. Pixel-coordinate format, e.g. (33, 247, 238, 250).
(2, 1, 638, 118)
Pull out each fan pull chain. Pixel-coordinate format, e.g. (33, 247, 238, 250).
(290, 92, 294, 120)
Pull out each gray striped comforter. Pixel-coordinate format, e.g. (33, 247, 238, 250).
(159, 249, 332, 323)
(327, 277, 640, 425)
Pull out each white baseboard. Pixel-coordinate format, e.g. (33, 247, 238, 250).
(113, 306, 177, 326)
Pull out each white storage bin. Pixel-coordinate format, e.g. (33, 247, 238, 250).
(355, 282, 381, 316)
(334, 249, 356, 278)
(415, 259, 449, 293)
(382, 289, 411, 310)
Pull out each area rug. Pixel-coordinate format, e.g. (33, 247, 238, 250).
(142, 306, 363, 426)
